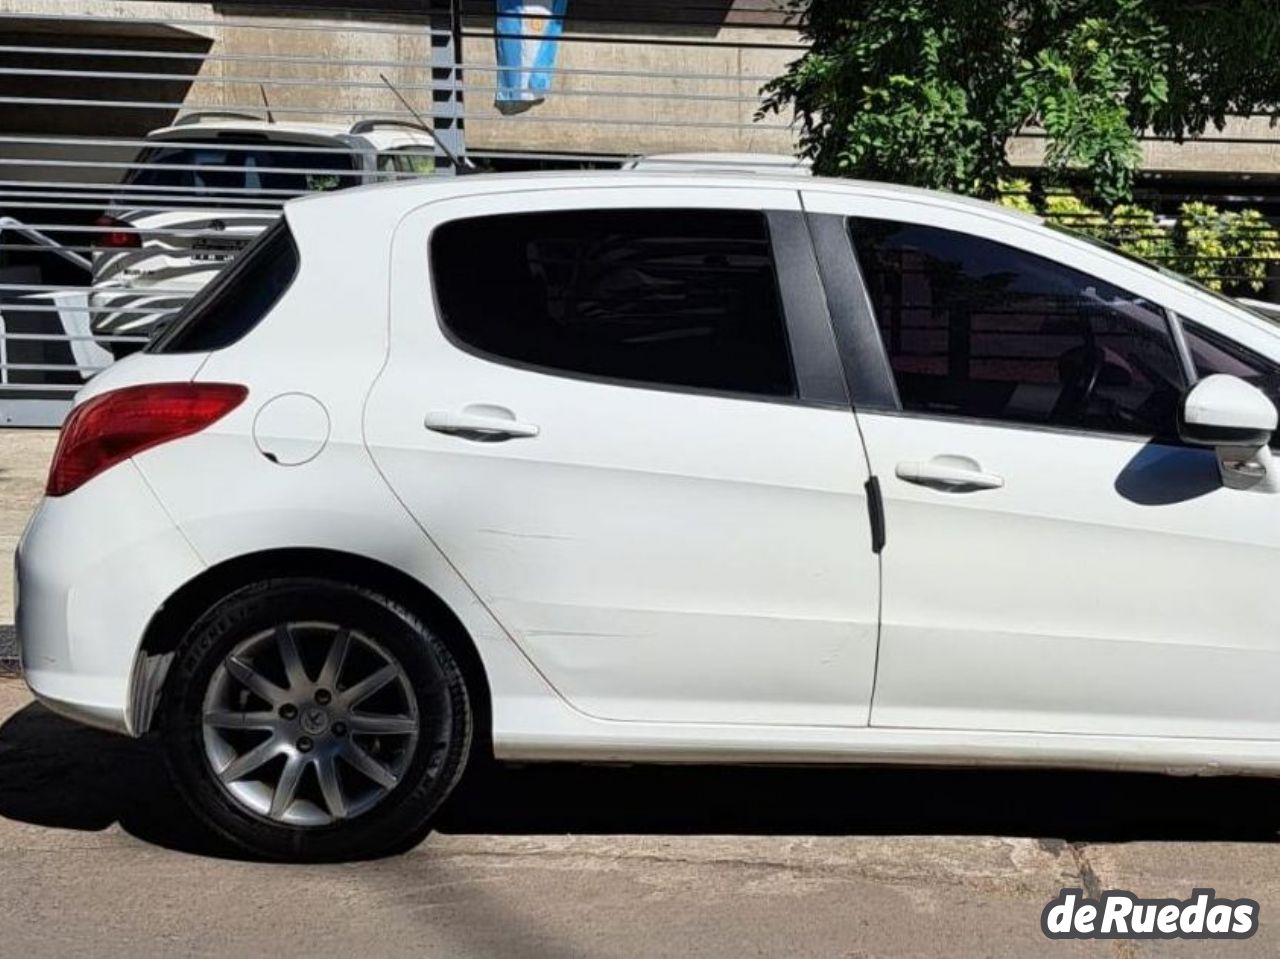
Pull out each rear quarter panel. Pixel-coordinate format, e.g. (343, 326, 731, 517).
(131, 198, 562, 722)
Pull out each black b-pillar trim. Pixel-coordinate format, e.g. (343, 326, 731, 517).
(765, 210, 851, 408)
(805, 212, 901, 412)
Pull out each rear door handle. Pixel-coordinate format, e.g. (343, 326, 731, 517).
(424, 405, 539, 441)
(895, 455, 1004, 491)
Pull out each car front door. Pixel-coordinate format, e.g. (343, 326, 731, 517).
(366, 186, 881, 727)
(804, 188, 1280, 741)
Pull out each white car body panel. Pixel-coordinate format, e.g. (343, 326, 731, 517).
(134, 198, 589, 745)
(856, 411, 1280, 739)
(15, 459, 203, 732)
(366, 185, 880, 727)
(16, 171, 1280, 779)
(801, 188, 1280, 741)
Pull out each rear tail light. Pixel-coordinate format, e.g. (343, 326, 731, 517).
(47, 383, 247, 497)
(93, 215, 141, 249)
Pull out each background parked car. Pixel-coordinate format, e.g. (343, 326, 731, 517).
(89, 113, 437, 356)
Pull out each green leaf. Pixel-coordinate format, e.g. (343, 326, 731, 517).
(758, 0, 1280, 208)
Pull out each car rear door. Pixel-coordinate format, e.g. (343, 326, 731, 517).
(804, 187, 1280, 741)
(366, 185, 881, 726)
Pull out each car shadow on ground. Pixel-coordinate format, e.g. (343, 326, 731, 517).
(0, 700, 1277, 861)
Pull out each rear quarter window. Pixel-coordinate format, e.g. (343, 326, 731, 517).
(126, 141, 358, 205)
(148, 218, 299, 353)
(429, 208, 794, 398)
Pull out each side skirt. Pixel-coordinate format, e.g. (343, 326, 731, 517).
(492, 710, 1280, 778)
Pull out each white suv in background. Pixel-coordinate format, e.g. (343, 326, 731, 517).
(18, 171, 1280, 862)
(89, 113, 436, 356)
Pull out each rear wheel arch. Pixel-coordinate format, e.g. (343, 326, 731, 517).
(135, 547, 492, 752)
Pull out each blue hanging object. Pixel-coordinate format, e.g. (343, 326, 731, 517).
(494, 0, 568, 115)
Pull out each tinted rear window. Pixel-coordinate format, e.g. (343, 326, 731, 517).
(148, 218, 299, 353)
(126, 140, 357, 205)
(430, 209, 794, 397)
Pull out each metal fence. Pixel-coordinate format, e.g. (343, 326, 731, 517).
(0, 0, 801, 425)
(3, 0, 1280, 426)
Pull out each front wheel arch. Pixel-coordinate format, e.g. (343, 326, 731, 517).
(134, 547, 492, 754)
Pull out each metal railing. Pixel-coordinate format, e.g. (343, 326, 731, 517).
(0, 0, 809, 424)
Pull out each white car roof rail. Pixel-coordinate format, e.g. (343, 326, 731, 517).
(348, 117, 430, 136)
(173, 111, 268, 127)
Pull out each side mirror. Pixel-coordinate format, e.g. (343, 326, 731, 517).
(1179, 374, 1279, 492)
(1179, 374, 1277, 449)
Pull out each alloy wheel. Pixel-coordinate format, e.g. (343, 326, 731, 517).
(201, 621, 420, 827)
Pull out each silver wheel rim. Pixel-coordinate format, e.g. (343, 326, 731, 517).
(201, 621, 420, 827)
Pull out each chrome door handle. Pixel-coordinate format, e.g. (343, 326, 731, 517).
(895, 455, 1004, 491)
(424, 406, 539, 440)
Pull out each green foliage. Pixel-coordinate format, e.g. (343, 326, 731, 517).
(1222, 210, 1280, 292)
(1174, 204, 1280, 292)
(760, 1, 1280, 207)
(1155, 2, 1280, 141)
(1041, 191, 1109, 241)
(996, 178, 1036, 214)
(832, 76, 992, 189)
(1017, 2, 1167, 206)
(759, 1, 1018, 196)
(1175, 202, 1230, 289)
(1002, 190, 1279, 291)
(1108, 203, 1172, 262)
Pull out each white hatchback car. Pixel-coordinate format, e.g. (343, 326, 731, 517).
(17, 171, 1280, 861)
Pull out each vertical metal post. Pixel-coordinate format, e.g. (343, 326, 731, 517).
(0, 222, 7, 389)
(430, 0, 466, 174)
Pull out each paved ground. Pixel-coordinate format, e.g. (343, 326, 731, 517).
(2, 428, 1280, 957)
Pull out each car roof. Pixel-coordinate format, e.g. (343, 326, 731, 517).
(624, 152, 813, 175)
(149, 119, 353, 140)
(147, 118, 438, 151)
(287, 168, 1042, 227)
(283, 170, 1280, 352)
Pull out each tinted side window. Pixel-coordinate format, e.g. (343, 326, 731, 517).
(149, 218, 298, 353)
(1184, 320, 1280, 450)
(394, 150, 434, 174)
(849, 220, 1185, 436)
(431, 209, 794, 397)
(127, 142, 357, 204)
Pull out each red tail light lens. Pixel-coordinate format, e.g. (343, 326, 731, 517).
(47, 383, 247, 496)
(94, 215, 141, 249)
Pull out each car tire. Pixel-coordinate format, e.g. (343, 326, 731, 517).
(160, 578, 472, 862)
